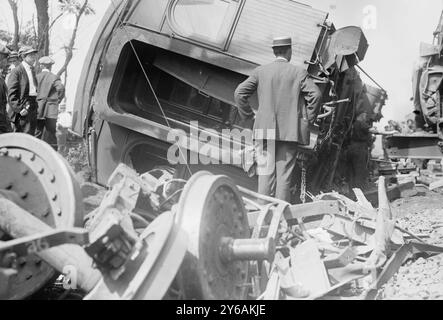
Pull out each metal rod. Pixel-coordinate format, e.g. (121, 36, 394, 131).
(355, 64, 386, 93)
(219, 237, 275, 262)
(0, 198, 102, 293)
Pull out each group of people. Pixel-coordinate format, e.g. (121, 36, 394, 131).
(0, 44, 65, 149)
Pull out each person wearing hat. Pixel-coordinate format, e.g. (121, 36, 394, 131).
(0, 44, 12, 133)
(4, 51, 21, 84)
(234, 36, 322, 203)
(7, 46, 39, 135)
(8, 51, 20, 66)
(35, 56, 65, 149)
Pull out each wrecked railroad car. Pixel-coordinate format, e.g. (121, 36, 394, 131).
(387, 10, 443, 160)
(72, 0, 386, 196)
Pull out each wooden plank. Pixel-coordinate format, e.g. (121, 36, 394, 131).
(320, 214, 375, 245)
(290, 240, 331, 298)
(364, 181, 415, 207)
(352, 188, 376, 218)
(247, 200, 340, 227)
(323, 247, 357, 269)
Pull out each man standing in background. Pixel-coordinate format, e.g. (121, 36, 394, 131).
(7, 46, 39, 135)
(36, 56, 65, 149)
(0, 44, 12, 134)
(4, 51, 21, 124)
(346, 112, 374, 190)
(5, 51, 21, 83)
(234, 36, 322, 203)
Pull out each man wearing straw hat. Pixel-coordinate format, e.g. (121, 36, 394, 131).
(7, 46, 39, 135)
(234, 36, 322, 203)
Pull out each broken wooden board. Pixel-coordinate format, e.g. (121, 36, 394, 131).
(247, 200, 341, 227)
(312, 263, 369, 299)
(316, 193, 374, 220)
(320, 214, 375, 245)
(289, 239, 331, 298)
(321, 213, 405, 246)
(363, 181, 415, 207)
(352, 188, 377, 218)
(323, 247, 357, 269)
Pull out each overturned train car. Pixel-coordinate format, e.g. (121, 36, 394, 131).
(72, 0, 386, 196)
(386, 10, 443, 160)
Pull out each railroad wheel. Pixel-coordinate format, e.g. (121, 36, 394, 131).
(175, 171, 251, 300)
(0, 133, 83, 299)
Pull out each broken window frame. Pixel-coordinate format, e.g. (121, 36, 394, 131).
(165, 0, 244, 50)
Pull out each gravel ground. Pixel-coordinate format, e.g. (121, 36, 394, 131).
(377, 188, 443, 300)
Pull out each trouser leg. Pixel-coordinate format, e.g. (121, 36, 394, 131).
(36, 118, 58, 150)
(44, 118, 58, 150)
(35, 119, 45, 140)
(349, 143, 369, 189)
(275, 141, 298, 203)
(256, 139, 276, 198)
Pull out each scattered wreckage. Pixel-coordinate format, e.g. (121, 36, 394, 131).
(1, 133, 443, 300)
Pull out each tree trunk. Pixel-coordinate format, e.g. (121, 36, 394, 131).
(34, 0, 50, 56)
(7, 0, 19, 50)
(57, 0, 89, 81)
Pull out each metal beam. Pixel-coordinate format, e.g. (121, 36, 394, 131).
(385, 135, 443, 159)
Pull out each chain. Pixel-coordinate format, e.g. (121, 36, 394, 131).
(315, 108, 336, 152)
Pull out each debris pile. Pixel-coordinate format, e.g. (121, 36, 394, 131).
(2, 133, 443, 300)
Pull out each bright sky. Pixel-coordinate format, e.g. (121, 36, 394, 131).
(1, 0, 442, 124)
(306, 0, 443, 128)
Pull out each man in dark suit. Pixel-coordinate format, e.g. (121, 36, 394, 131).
(0, 44, 12, 134)
(36, 56, 65, 149)
(234, 37, 322, 202)
(7, 46, 39, 135)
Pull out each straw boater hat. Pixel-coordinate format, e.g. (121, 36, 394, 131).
(271, 36, 293, 48)
(8, 51, 19, 59)
(18, 46, 38, 57)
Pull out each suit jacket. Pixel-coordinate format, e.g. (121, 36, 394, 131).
(36, 71, 65, 119)
(0, 77, 11, 133)
(7, 63, 32, 114)
(234, 59, 322, 144)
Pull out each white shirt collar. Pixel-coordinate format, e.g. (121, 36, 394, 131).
(42, 68, 50, 73)
(23, 61, 34, 69)
(22, 61, 37, 96)
(275, 57, 288, 62)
